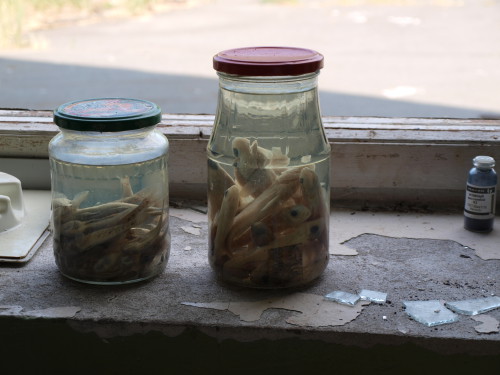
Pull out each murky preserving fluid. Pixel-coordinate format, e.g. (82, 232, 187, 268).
(208, 144, 330, 288)
(209, 48, 331, 288)
(50, 156, 170, 284)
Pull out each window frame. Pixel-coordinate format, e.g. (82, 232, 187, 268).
(1, 109, 499, 209)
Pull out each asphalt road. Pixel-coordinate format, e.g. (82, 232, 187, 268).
(0, 0, 499, 118)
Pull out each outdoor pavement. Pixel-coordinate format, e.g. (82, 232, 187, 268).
(0, 0, 499, 118)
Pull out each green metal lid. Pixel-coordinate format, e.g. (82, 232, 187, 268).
(53, 98, 162, 132)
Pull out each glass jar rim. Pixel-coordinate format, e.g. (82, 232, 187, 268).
(53, 98, 162, 132)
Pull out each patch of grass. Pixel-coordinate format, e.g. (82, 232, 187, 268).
(0, 1, 29, 48)
(0, 0, 177, 49)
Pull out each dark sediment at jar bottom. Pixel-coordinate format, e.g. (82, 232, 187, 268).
(54, 229, 170, 285)
(51, 179, 170, 284)
(210, 241, 329, 289)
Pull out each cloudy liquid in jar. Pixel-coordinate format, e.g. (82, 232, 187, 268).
(209, 51, 331, 288)
(208, 146, 330, 288)
(50, 156, 169, 285)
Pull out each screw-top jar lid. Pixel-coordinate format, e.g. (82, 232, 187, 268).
(473, 155, 495, 168)
(213, 46, 324, 76)
(53, 98, 162, 132)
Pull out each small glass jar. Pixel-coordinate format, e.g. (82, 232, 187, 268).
(464, 155, 497, 232)
(49, 98, 170, 284)
(207, 47, 331, 288)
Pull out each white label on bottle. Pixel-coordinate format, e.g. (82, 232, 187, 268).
(464, 183, 496, 219)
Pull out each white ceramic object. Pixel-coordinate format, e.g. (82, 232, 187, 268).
(0, 172, 25, 232)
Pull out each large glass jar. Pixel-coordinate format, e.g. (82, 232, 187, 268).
(207, 47, 331, 288)
(49, 98, 170, 285)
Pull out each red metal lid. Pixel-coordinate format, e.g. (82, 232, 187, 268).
(213, 46, 324, 76)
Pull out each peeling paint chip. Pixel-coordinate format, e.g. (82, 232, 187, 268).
(472, 315, 499, 334)
(170, 208, 207, 223)
(24, 306, 81, 319)
(181, 226, 201, 236)
(182, 301, 229, 311)
(0, 305, 81, 318)
(182, 293, 369, 327)
(0, 305, 23, 316)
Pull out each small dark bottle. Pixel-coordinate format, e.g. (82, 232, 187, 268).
(464, 156, 497, 232)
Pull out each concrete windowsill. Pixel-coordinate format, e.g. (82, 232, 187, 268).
(1, 110, 499, 372)
(1, 207, 498, 373)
